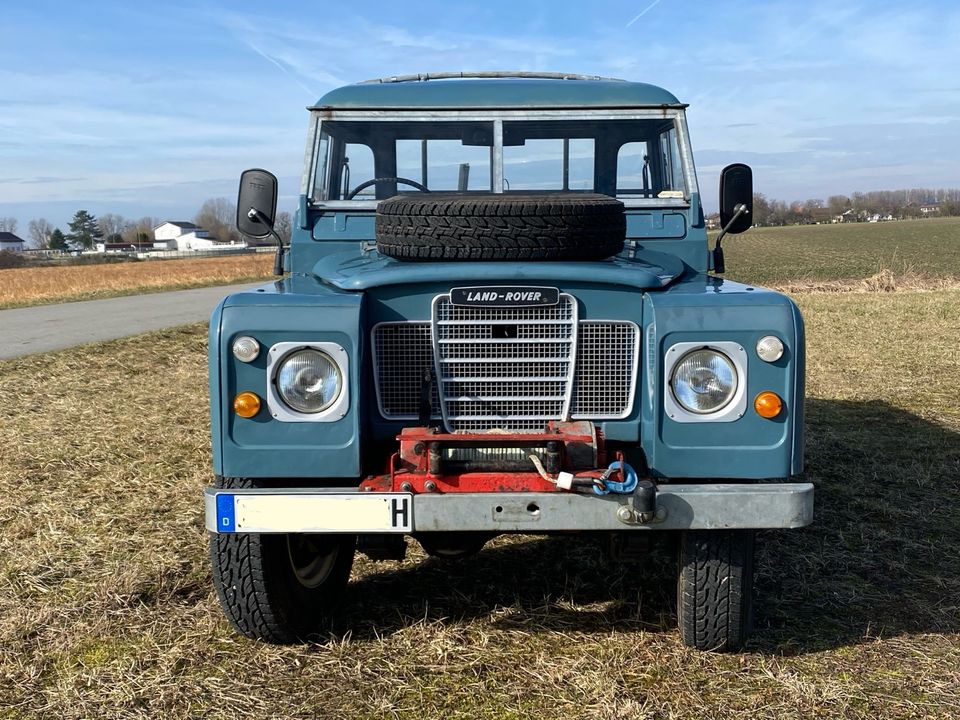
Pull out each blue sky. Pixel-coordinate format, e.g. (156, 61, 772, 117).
(1, 0, 958, 233)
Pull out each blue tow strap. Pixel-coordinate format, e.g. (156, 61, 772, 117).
(593, 460, 638, 495)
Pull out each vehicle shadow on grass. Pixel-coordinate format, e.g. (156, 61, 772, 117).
(340, 534, 677, 639)
(339, 399, 960, 654)
(752, 398, 960, 654)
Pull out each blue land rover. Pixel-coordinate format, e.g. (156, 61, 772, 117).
(205, 72, 812, 652)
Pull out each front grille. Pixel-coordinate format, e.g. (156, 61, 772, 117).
(372, 298, 639, 432)
(433, 293, 578, 432)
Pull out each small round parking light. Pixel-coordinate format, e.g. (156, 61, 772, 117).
(233, 391, 261, 418)
(754, 391, 783, 419)
(756, 335, 784, 362)
(232, 336, 260, 363)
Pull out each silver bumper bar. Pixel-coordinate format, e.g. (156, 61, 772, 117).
(205, 483, 814, 534)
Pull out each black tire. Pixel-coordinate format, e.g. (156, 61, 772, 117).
(677, 529, 754, 652)
(209, 477, 356, 643)
(375, 192, 626, 261)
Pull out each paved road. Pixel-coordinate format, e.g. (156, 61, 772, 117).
(0, 282, 264, 360)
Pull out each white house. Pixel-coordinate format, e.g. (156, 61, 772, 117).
(0, 232, 26, 251)
(153, 221, 238, 251)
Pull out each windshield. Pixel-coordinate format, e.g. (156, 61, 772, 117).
(310, 116, 690, 203)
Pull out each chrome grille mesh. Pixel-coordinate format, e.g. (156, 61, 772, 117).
(372, 300, 639, 431)
(372, 323, 440, 418)
(571, 322, 640, 418)
(433, 294, 578, 432)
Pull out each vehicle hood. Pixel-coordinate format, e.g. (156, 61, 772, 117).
(312, 248, 685, 292)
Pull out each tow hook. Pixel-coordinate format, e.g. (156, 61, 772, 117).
(615, 480, 665, 525)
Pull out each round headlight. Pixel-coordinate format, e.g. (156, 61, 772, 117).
(275, 349, 342, 413)
(671, 349, 738, 414)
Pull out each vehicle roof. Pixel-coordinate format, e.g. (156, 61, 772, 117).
(311, 73, 683, 110)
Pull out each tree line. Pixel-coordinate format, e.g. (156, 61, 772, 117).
(751, 188, 960, 226)
(12, 199, 292, 250)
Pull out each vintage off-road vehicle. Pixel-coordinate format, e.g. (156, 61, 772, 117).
(205, 72, 812, 652)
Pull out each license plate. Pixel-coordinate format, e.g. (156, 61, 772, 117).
(214, 493, 412, 533)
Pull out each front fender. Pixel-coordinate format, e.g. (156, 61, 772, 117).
(208, 281, 364, 479)
(640, 276, 805, 479)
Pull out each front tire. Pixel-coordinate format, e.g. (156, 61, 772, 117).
(209, 477, 356, 643)
(677, 529, 754, 652)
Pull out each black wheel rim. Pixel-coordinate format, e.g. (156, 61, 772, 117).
(286, 535, 338, 589)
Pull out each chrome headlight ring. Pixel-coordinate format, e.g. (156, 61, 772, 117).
(663, 341, 748, 423)
(266, 342, 350, 422)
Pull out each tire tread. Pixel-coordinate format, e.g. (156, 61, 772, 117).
(677, 530, 754, 652)
(375, 193, 626, 261)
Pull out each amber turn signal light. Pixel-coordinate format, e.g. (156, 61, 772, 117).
(754, 391, 783, 419)
(233, 391, 261, 418)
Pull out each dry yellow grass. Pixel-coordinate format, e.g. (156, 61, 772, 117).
(771, 267, 960, 294)
(0, 254, 274, 308)
(0, 289, 958, 718)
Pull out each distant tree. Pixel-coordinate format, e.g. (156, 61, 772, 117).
(766, 199, 791, 226)
(123, 216, 160, 245)
(0, 217, 17, 233)
(275, 211, 293, 244)
(941, 200, 960, 217)
(789, 201, 809, 224)
(827, 195, 851, 216)
(98, 213, 128, 240)
(49, 228, 68, 251)
(66, 210, 103, 249)
(196, 198, 240, 243)
(105, 233, 124, 244)
(27, 218, 54, 249)
(751, 193, 771, 225)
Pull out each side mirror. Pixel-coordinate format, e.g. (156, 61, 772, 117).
(719, 163, 753, 234)
(236, 168, 278, 239)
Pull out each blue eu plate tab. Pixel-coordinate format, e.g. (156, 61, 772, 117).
(216, 493, 236, 533)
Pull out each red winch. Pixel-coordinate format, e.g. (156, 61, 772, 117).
(360, 420, 632, 494)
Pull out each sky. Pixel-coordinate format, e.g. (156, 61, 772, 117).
(1, 0, 959, 237)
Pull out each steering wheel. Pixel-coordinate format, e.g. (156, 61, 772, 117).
(346, 177, 429, 200)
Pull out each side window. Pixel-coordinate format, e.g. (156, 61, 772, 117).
(616, 141, 651, 197)
(341, 143, 376, 199)
(659, 128, 683, 193)
(616, 128, 686, 199)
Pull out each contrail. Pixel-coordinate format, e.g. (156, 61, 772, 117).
(626, 0, 663, 27)
(242, 38, 317, 98)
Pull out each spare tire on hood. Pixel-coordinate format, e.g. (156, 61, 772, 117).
(375, 192, 626, 261)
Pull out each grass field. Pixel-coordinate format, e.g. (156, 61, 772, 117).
(722, 216, 960, 287)
(1, 280, 958, 717)
(0, 253, 274, 309)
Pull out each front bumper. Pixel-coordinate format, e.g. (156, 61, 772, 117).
(204, 483, 814, 534)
